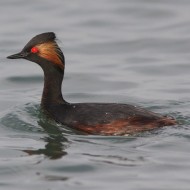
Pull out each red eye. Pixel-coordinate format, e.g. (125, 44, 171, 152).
(31, 47, 39, 53)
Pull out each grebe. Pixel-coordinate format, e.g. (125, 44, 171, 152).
(7, 32, 176, 135)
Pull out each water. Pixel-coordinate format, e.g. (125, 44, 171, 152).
(0, 0, 190, 189)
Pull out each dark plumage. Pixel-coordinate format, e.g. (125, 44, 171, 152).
(7, 32, 176, 135)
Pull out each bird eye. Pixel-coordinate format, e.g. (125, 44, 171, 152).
(31, 47, 39, 53)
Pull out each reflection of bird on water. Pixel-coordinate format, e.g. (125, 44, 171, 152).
(24, 116, 69, 160)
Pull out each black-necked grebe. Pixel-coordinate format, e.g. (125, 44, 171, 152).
(7, 32, 176, 135)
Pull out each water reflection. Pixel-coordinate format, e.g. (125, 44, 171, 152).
(24, 113, 69, 159)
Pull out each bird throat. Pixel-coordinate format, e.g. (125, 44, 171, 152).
(41, 66, 65, 108)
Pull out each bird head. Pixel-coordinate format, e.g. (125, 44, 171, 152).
(7, 32, 65, 71)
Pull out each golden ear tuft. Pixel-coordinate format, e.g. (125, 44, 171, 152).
(36, 42, 64, 70)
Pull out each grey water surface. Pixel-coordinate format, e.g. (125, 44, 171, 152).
(0, 0, 190, 189)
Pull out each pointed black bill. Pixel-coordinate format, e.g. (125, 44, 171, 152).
(7, 52, 28, 59)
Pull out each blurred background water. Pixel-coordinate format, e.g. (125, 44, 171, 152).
(0, 0, 190, 189)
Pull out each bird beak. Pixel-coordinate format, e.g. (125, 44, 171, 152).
(7, 52, 28, 59)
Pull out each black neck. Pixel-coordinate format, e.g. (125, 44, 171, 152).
(41, 64, 66, 108)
